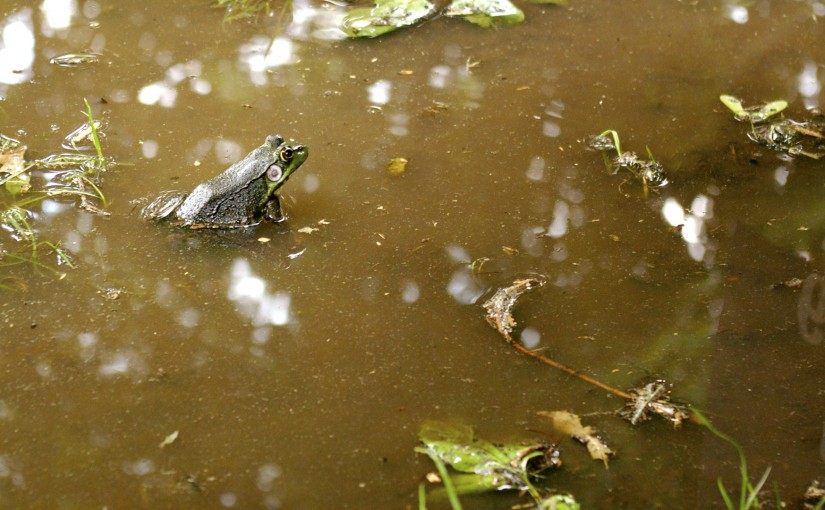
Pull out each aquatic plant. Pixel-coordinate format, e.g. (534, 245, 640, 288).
(415, 421, 565, 507)
(589, 129, 668, 197)
(0, 99, 110, 281)
(691, 408, 771, 510)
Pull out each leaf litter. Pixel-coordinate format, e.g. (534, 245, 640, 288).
(720, 94, 825, 160)
(538, 411, 614, 467)
(482, 277, 692, 427)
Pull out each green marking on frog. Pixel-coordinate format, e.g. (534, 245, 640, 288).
(141, 135, 308, 229)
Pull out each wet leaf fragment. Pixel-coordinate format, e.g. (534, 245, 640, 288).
(620, 379, 687, 428)
(341, 0, 436, 38)
(49, 53, 101, 68)
(719, 94, 787, 123)
(539, 410, 614, 467)
(386, 157, 408, 176)
(802, 479, 825, 510)
(159, 430, 179, 448)
(416, 421, 561, 499)
(444, 0, 525, 27)
(537, 493, 581, 510)
(589, 130, 668, 196)
(482, 277, 545, 342)
(0, 135, 29, 193)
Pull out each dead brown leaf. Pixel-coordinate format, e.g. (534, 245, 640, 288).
(538, 410, 614, 467)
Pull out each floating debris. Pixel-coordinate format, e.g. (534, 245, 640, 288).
(483, 279, 695, 426)
(719, 95, 825, 160)
(0, 135, 28, 193)
(49, 53, 101, 68)
(444, 0, 525, 27)
(386, 157, 408, 176)
(719, 94, 787, 123)
(802, 479, 825, 510)
(482, 277, 545, 341)
(539, 410, 615, 467)
(341, 0, 436, 38)
(159, 430, 179, 448)
(619, 379, 687, 428)
(588, 130, 668, 196)
(416, 421, 561, 503)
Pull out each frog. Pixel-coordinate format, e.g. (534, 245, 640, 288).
(141, 135, 308, 229)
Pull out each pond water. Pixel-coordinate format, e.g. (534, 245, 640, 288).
(1, 0, 825, 508)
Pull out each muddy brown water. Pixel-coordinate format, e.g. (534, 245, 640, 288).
(1, 1, 824, 508)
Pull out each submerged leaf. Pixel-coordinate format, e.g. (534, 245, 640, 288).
(417, 421, 561, 497)
(539, 411, 614, 467)
(341, 0, 436, 38)
(444, 0, 525, 27)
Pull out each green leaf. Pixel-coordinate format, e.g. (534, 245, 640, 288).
(417, 421, 561, 500)
(444, 0, 525, 27)
(719, 94, 787, 122)
(341, 0, 436, 38)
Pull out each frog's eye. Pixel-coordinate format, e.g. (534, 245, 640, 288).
(266, 163, 284, 182)
(279, 147, 294, 162)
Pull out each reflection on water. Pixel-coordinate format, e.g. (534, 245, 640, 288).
(661, 194, 716, 264)
(798, 273, 825, 345)
(798, 62, 821, 109)
(0, 9, 34, 86)
(228, 258, 293, 351)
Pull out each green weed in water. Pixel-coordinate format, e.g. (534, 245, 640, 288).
(0, 98, 110, 282)
(691, 408, 771, 510)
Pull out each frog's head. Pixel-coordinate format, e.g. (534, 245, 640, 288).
(263, 134, 308, 195)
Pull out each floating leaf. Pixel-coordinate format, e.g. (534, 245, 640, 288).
(445, 0, 525, 27)
(538, 410, 614, 467)
(341, 0, 436, 38)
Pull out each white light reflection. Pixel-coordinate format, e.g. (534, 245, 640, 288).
(547, 200, 569, 238)
(227, 258, 293, 327)
(257, 463, 282, 492)
(401, 280, 420, 303)
(661, 195, 715, 263)
(40, 0, 76, 35)
(446, 268, 483, 304)
(526, 156, 544, 181)
(520, 327, 540, 349)
(368, 79, 392, 105)
(0, 9, 35, 85)
(240, 36, 296, 84)
(774, 165, 789, 186)
(726, 3, 749, 23)
(141, 140, 159, 159)
(138, 60, 210, 108)
(798, 62, 821, 109)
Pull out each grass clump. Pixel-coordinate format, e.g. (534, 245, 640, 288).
(1, 98, 110, 283)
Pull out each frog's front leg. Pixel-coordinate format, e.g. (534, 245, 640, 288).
(264, 195, 286, 223)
